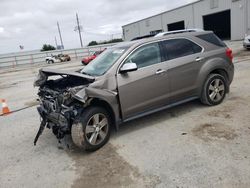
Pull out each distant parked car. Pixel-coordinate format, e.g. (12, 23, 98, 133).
(45, 55, 61, 64)
(81, 50, 104, 65)
(58, 54, 71, 62)
(243, 35, 250, 50)
(45, 54, 71, 64)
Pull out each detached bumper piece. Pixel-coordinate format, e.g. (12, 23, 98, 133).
(34, 105, 73, 146)
(34, 107, 47, 145)
(34, 119, 46, 146)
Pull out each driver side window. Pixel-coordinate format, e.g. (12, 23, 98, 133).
(124, 42, 161, 69)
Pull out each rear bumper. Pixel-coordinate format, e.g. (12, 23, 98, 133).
(82, 60, 89, 65)
(228, 63, 234, 86)
(243, 42, 250, 49)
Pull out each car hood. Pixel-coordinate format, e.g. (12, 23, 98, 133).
(34, 68, 95, 87)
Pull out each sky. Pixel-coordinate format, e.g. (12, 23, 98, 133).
(0, 0, 195, 54)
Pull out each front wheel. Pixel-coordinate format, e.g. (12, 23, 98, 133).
(201, 74, 227, 106)
(71, 107, 111, 151)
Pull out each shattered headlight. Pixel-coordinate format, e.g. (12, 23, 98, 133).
(73, 87, 88, 102)
(68, 86, 85, 95)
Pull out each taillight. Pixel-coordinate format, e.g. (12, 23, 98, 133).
(226, 48, 233, 62)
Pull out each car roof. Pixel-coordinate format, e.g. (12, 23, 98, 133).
(113, 30, 213, 49)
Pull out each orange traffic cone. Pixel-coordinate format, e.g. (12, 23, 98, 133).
(1, 99, 11, 115)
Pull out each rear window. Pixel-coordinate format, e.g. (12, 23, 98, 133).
(161, 39, 203, 60)
(196, 33, 226, 47)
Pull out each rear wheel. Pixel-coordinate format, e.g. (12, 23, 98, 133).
(82, 61, 87, 65)
(71, 106, 111, 151)
(201, 74, 227, 106)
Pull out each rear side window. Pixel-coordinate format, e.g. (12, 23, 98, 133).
(161, 39, 202, 60)
(196, 33, 226, 47)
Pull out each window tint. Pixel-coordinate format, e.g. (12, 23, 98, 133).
(161, 39, 202, 60)
(124, 43, 161, 69)
(196, 33, 226, 47)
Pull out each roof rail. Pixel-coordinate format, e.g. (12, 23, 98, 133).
(154, 28, 204, 37)
(131, 34, 156, 41)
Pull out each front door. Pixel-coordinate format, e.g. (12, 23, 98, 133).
(117, 42, 171, 120)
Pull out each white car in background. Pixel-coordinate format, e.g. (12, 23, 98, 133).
(243, 35, 250, 50)
(45, 54, 62, 64)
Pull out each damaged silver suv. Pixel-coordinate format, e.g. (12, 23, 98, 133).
(34, 31, 234, 151)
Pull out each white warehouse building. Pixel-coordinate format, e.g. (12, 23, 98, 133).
(122, 0, 250, 41)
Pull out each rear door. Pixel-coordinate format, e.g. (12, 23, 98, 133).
(117, 42, 171, 120)
(160, 38, 204, 103)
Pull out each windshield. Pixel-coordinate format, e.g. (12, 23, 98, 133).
(81, 47, 128, 76)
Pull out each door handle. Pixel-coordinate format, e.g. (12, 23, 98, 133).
(195, 57, 203, 62)
(155, 69, 166, 75)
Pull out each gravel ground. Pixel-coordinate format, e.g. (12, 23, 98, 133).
(0, 42, 250, 188)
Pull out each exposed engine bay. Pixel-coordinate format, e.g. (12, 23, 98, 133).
(34, 68, 95, 145)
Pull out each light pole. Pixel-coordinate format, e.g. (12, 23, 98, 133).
(54, 36, 58, 49)
(75, 13, 83, 47)
(57, 21, 64, 49)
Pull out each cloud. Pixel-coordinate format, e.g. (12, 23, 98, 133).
(0, 0, 196, 54)
(0, 27, 4, 33)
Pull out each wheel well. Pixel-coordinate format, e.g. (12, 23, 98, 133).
(209, 69, 228, 82)
(90, 98, 117, 130)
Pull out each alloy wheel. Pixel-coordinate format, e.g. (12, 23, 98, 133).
(85, 113, 109, 145)
(208, 78, 225, 102)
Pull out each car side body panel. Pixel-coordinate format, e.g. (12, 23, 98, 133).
(117, 61, 171, 119)
(166, 53, 203, 103)
(195, 49, 234, 96)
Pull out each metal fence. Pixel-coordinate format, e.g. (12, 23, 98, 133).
(0, 43, 116, 68)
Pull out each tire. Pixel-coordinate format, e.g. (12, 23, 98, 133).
(82, 61, 88, 65)
(201, 74, 227, 106)
(48, 60, 54, 64)
(71, 106, 111, 151)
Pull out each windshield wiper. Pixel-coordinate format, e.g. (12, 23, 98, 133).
(81, 71, 92, 76)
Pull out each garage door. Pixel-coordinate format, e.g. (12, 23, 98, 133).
(203, 10, 231, 40)
(168, 21, 185, 31)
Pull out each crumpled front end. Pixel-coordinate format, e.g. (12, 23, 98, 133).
(33, 68, 95, 145)
(36, 87, 81, 141)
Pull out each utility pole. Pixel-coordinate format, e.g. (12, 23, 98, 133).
(76, 13, 83, 47)
(57, 21, 64, 49)
(246, 0, 249, 35)
(54, 36, 58, 49)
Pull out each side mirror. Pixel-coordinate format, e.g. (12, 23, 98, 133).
(120, 63, 138, 73)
